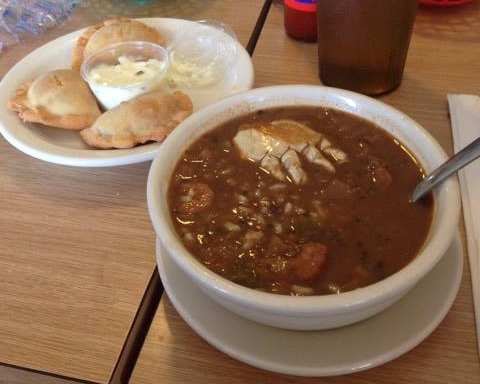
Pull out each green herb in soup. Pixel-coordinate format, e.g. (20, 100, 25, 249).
(168, 106, 433, 296)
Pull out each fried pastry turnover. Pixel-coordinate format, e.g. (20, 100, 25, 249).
(7, 69, 102, 130)
(72, 18, 165, 70)
(80, 90, 193, 149)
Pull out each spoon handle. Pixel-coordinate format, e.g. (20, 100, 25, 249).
(411, 136, 480, 202)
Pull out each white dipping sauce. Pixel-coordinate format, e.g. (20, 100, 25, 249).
(89, 56, 166, 86)
(168, 23, 237, 88)
(87, 56, 168, 109)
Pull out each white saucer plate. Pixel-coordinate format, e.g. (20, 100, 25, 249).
(0, 18, 254, 167)
(156, 234, 463, 377)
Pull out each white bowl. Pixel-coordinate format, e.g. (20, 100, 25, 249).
(147, 85, 460, 330)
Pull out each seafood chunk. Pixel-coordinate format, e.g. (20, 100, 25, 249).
(233, 120, 348, 184)
(175, 182, 214, 215)
(260, 154, 285, 181)
(281, 148, 306, 185)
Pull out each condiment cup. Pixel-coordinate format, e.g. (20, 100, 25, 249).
(81, 41, 169, 110)
(147, 85, 460, 330)
(167, 19, 238, 88)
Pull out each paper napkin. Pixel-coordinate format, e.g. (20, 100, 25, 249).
(447, 94, 480, 358)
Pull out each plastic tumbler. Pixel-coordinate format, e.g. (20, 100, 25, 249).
(316, 0, 418, 95)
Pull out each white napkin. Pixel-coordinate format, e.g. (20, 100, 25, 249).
(447, 94, 480, 358)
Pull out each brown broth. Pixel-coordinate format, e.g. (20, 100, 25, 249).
(167, 106, 433, 295)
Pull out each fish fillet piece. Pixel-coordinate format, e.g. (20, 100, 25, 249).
(233, 120, 348, 184)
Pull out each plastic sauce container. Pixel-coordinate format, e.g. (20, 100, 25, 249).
(284, 0, 317, 42)
(81, 41, 169, 109)
(167, 20, 238, 88)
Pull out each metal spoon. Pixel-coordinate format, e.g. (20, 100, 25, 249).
(411, 136, 480, 202)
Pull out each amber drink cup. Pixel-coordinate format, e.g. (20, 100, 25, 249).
(316, 0, 418, 95)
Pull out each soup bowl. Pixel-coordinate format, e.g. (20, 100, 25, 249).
(147, 85, 460, 330)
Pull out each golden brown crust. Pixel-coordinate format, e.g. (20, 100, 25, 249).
(80, 91, 193, 149)
(7, 69, 102, 130)
(72, 18, 166, 71)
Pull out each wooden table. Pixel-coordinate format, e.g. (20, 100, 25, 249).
(0, 1, 266, 383)
(2, 1, 480, 383)
(130, 2, 480, 384)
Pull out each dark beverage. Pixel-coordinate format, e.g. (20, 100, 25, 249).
(318, 64, 405, 96)
(317, 0, 418, 95)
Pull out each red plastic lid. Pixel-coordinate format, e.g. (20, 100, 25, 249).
(420, 0, 475, 6)
(284, 0, 316, 12)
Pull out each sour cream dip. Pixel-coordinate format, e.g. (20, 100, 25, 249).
(81, 42, 170, 109)
(88, 56, 166, 87)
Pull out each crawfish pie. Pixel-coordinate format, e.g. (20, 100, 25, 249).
(72, 18, 166, 70)
(7, 69, 102, 130)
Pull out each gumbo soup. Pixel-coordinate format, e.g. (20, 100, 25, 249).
(168, 106, 433, 296)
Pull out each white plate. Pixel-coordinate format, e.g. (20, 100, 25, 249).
(156, 234, 463, 377)
(0, 18, 254, 167)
